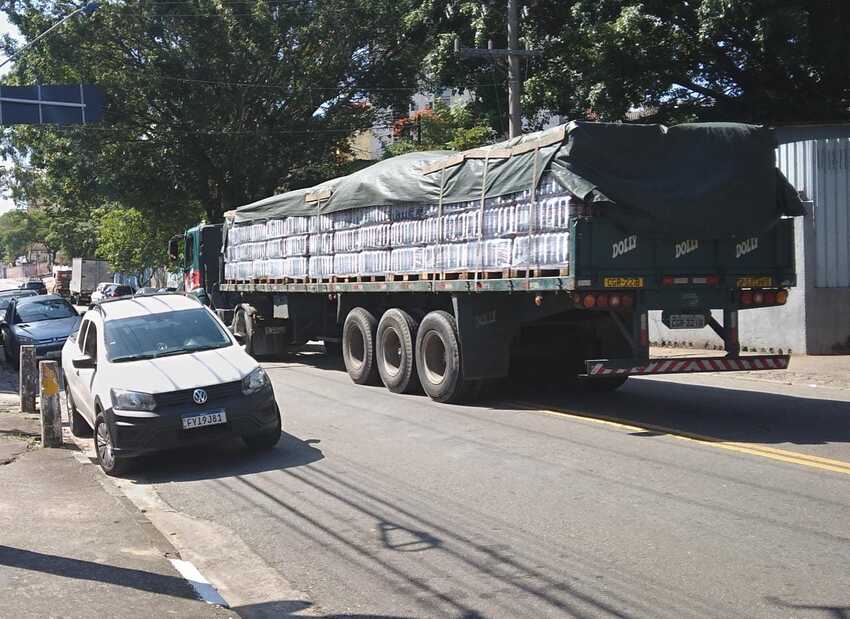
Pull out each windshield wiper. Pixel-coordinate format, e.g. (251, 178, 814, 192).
(111, 353, 157, 363)
(153, 344, 227, 358)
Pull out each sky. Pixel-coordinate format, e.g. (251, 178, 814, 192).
(0, 11, 20, 213)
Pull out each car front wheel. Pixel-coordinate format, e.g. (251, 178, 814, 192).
(94, 413, 126, 476)
(243, 406, 282, 451)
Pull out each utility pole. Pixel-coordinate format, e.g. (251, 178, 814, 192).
(506, 0, 521, 139)
(456, 1, 539, 138)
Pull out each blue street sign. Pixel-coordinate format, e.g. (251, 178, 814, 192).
(0, 84, 104, 125)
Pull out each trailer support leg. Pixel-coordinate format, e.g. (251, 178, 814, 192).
(709, 310, 740, 357)
(626, 310, 650, 363)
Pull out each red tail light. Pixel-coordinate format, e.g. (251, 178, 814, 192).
(662, 276, 674, 286)
(764, 291, 776, 304)
(740, 291, 753, 306)
(596, 294, 609, 308)
(706, 275, 720, 286)
(753, 292, 764, 304)
(621, 294, 634, 308)
(583, 294, 596, 309)
(609, 294, 621, 308)
(776, 290, 788, 305)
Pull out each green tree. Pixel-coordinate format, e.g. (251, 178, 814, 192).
(413, 0, 850, 125)
(384, 102, 497, 158)
(2, 0, 432, 224)
(95, 205, 191, 285)
(0, 208, 55, 264)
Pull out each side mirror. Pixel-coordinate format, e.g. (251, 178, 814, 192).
(72, 356, 97, 370)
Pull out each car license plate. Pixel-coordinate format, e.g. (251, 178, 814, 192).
(182, 410, 227, 430)
(668, 314, 706, 329)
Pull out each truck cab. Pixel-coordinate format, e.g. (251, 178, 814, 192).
(169, 223, 223, 297)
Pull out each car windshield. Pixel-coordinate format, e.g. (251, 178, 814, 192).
(16, 298, 76, 323)
(0, 292, 31, 310)
(105, 308, 232, 362)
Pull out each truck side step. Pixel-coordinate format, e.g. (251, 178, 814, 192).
(585, 354, 790, 377)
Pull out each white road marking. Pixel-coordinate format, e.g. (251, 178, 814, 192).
(169, 558, 230, 607)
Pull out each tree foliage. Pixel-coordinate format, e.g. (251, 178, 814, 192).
(0, 208, 58, 263)
(1, 0, 430, 224)
(384, 102, 497, 158)
(413, 0, 850, 125)
(95, 205, 189, 283)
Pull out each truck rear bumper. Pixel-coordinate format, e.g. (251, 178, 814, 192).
(585, 354, 790, 377)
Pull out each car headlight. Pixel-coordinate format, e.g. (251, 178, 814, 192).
(111, 388, 156, 411)
(242, 367, 269, 395)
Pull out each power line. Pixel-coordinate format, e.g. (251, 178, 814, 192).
(154, 74, 504, 93)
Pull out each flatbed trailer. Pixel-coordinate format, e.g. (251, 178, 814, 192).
(177, 122, 803, 403)
(213, 213, 796, 401)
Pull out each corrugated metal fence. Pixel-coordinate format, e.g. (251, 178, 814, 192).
(776, 138, 850, 288)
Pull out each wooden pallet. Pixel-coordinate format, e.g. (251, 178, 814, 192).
(509, 267, 569, 278)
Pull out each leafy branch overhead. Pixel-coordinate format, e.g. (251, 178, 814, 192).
(1, 0, 430, 223)
(416, 0, 850, 125)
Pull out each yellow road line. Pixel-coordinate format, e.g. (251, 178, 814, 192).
(506, 401, 850, 477)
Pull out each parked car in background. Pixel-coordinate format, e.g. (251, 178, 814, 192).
(104, 284, 134, 299)
(19, 279, 47, 295)
(62, 294, 281, 475)
(134, 287, 160, 297)
(0, 290, 37, 342)
(2, 295, 81, 365)
(90, 282, 116, 305)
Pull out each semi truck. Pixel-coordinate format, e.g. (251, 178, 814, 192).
(70, 258, 113, 305)
(170, 122, 804, 403)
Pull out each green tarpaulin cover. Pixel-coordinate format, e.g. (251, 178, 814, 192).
(232, 121, 804, 239)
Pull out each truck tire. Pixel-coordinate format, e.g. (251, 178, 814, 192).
(342, 308, 380, 385)
(376, 309, 420, 394)
(415, 310, 473, 403)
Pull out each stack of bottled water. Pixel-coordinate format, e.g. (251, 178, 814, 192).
(225, 172, 574, 280)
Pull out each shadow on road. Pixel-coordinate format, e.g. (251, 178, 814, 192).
(0, 545, 198, 600)
(274, 347, 850, 447)
(125, 432, 324, 484)
(495, 375, 850, 446)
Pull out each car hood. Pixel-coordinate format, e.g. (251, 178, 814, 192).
(106, 346, 257, 394)
(15, 316, 81, 341)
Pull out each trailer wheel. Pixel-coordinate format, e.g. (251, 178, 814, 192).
(415, 311, 472, 403)
(342, 308, 380, 385)
(376, 309, 420, 394)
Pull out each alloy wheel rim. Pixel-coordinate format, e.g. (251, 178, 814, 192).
(96, 423, 114, 469)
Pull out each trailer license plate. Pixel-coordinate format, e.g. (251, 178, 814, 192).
(668, 314, 706, 329)
(603, 277, 644, 288)
(182, 410, 227, 430)
(736, 276, 773, 288)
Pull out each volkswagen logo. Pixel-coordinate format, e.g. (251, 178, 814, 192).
(192, 389, 208, 405)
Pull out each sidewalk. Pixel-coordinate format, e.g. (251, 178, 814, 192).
(651, 346, 850, 391)
(0, 360, 234, 618)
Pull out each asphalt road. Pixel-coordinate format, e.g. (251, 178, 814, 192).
(126, 347, 850, 618)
